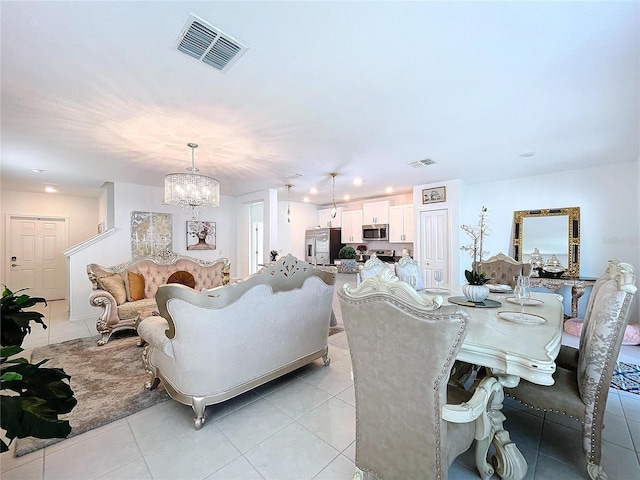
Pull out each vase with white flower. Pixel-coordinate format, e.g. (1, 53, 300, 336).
(460, 206, 491, 302)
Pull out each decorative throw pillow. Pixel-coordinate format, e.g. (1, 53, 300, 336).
(127, 271, 146, 301)
(97, 273, 127, 305)
(167, 270, 196, 289)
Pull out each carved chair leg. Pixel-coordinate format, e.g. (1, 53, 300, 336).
(96, 320, 111, 346)
(141, 345, 159, 390)
(192, 397, 206, 430)
(145, 377, 160, 391)
(586, 459, 608, 480)
(322, 352, 331, 366)
(352, 467, 373, 480)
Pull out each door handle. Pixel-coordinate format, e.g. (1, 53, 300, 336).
(12, 263, 20, 267)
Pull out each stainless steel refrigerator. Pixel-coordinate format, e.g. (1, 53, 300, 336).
(305, 228, 343, 266)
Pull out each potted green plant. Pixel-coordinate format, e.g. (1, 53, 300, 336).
(338, 246, 357, 273)
(460, 207, 491, 302)
(0, 286, 77, 453)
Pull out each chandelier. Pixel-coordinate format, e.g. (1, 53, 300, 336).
(329, 172, 338, 218)
(285, 184, 292, 223)
(164, 143, 220, 218)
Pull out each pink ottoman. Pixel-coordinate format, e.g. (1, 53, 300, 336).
(564, 318, 640, 345)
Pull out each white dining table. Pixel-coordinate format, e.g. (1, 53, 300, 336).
(422, 285, 565, 480)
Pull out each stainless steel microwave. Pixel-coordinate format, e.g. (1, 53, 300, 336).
(362, 224, 388, 241)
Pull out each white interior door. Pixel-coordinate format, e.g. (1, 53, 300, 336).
(420, 209, 449, 288)
(8, 216, 68, 300)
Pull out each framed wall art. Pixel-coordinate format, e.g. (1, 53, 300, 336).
(131, 211, 172, 259)
(422, 186, 446, 204)
(187, 221, 216, 250)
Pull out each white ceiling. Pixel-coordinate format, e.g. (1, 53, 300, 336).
(1, 1, 638, 205)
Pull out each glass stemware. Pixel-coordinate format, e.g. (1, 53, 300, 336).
(514, 275, 531, 319)
(434, 270, 444, 291)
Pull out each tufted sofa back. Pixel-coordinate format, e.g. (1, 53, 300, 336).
(88, 254, 230, 299)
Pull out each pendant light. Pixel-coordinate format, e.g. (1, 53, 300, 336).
(329, 172, 338, 218)
(285, 184, 292, 223)
(164, 143, 220, 218)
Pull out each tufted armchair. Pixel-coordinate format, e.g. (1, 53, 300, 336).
(87, 253, 230, 345)
(479, 252, 525, 288)
(338, 269, 505, 480)
(505, 260, 637, 480)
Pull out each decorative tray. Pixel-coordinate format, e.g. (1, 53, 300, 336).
(488, 284, 513, 294)
(505, 297, 544, 306)
(449, 296, 501, 308)
(498, 311, 547, 325)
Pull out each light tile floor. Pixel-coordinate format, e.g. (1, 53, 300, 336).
(2, 281, 640, 479)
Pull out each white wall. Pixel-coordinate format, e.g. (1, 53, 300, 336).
(414, 161, 639, 323)
(67, 182, 238, 321)
(413, 179, 463, 285)
(461, 161, 639, 279)
(5, 159, 638, 325)
(235, 189, 279, 279)
(1, 189, 99, 292)
(277, 200, 320, 259)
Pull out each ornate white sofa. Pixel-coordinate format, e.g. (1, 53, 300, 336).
(87, 253, 230, 345)
(137, 254, 336, 429)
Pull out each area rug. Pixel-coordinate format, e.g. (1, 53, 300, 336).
(14, 333, 168, 456)
(611, 362, 640, 395)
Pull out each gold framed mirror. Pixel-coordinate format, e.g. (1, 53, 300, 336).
(512, 207, 580, 277)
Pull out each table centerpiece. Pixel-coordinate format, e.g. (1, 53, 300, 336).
(460, 206, 491, 302)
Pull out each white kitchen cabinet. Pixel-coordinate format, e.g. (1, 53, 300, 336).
(362, 200, 389, 225)
(341, 210, 363, 243)
(318, 207, 342, 228)
(389, 204, 414, 243)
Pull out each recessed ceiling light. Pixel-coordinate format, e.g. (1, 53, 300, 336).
(303, 196, 309, 202)
(343, 194, 350, 201)
(310, 187, 318, 194)
(284, 173, 303, 179)
(386, 187, 393, 194)
(519, 151, 536, 158)
(31, 168, 44, 173)
(45, 186, 57, 193)
(353, 177, 362, 186)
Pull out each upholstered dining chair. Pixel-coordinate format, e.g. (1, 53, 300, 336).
(480, 252, 524, 288)
(338, 269, 504, 480)
(505, 260, 637, 480)
(394, 253, 425, 290)
(556, 259, 624, 371)
(357, 253, 392, 286)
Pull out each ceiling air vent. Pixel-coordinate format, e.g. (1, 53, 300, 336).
(408, 158, 437, 168)
(173, 14, 248, 72)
